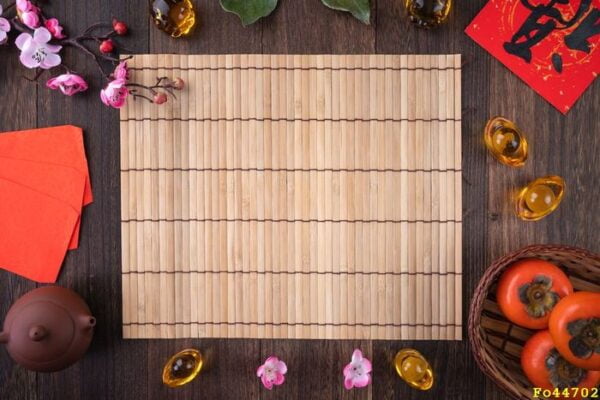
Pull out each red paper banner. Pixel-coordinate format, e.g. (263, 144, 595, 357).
(466, 0, 600, 114)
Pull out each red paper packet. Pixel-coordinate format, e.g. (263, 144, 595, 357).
(0, 177, 79, 283)
(0, 125, 93, 248)
(0, 125, 92, 204)
(0, 156, 86, 249)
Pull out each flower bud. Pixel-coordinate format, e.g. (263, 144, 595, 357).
(172, 78, 185, 90)
(112, 19, 128, 36)
(153, 92, 168, 105)
(99, 39, 114, 54)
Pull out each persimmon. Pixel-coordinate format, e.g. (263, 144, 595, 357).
(549, 292, 600, 370)
(521, 330, 600, 395)
(497, 259, 573, 329)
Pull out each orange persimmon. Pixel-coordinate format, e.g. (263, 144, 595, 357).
(549, 292, 600, 371)
(521, 331, 600, 395)
(497, 259, 573, 329)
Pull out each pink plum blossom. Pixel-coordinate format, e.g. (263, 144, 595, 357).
(257, 356, 287, 390)
(45, 18, 66, 39)
(100, 78, 129, 108)
(15, 28, 62, 69)
(0, 6, 11, 45)
(16, 0, 40, 29)
(113, 61, 129, 80)
(16, 0, 35, 13)
(343, 349, 372, 390)
(46, 73, 88, 96)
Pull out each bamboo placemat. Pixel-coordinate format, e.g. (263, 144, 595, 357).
(120, 54, 462, 340)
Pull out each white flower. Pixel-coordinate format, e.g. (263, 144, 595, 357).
(15, 27, 62, 69)
(0, 6, 11, 45)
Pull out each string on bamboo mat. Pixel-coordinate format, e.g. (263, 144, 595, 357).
(119, 54, 462, 340)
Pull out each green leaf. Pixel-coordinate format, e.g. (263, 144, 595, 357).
(219, 0, 278, 26)
(321, 0, 370, 24)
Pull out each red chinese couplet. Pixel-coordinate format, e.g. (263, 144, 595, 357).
(466, 0, 600, 114)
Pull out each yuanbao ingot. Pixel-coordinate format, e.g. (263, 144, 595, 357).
(394, 349, 434, 390)
(162, 349, 203, 388)
(150, 0, 197, 38)
(515, 176, 565, 221)
(484, 116, 528, 167)
(405, 0, 452, 28)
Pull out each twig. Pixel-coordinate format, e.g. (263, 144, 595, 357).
(62, 38, 120, 62)
(126, 77, 179, 101)
(61, 38, 109, 77)
(131, 92, 154, 103)
(126, 82, 159, 94)
(77, 31, 116, 42)
(3, 2, 16, 12)
(10, 16, 29, 33)
(82, 21, 111, 36)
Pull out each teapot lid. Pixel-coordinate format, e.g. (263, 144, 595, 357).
(0, 286, 95, 372)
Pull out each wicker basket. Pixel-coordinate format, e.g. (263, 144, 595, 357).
(468, 244, 600, 400)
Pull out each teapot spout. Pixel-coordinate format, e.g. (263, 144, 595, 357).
(79, 315, 96, 331)
(0, 331, 7, 343)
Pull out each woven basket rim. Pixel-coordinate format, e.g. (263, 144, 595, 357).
(468, 244, 600, 400)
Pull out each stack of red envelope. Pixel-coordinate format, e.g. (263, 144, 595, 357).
(0, 125, 93, 283)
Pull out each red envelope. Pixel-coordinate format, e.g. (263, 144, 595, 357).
(0, 125, 93, 248)
(0, 156, 86, 249)
(0, 125, 92, 205)
(0, 177, 79, 283)
(466, 0, 600, 114)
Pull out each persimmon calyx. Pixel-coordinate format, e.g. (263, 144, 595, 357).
(519, 275, 560, 318)
(568, 318, 600, 359)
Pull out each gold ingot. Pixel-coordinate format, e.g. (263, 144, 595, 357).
(515, 176, 565, 221)
(394, 349, 434, 390)
(162, 348, 203, 388)
(405, 0, 452, 28)
(150, 0, 197, 38)
(484, 116, 528, 167)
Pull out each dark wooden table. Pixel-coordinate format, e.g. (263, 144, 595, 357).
(0, 0, 598, 399)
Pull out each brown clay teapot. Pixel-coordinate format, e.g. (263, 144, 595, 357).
(0, 286, 96, 372)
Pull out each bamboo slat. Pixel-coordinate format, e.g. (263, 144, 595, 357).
(120, 54, 462, 340)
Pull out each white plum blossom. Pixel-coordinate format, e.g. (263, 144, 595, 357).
(15, 27, 62, 69)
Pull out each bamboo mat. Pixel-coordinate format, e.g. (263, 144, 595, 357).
(119, 54, 462, 340)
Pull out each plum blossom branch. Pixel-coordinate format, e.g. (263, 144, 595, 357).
(0, 0, 183, 108)
(101, 62, 185, 108)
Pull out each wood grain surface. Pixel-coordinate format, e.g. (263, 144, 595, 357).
(0, 0, 598, 399)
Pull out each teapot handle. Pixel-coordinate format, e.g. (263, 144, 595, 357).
(0, 331, 8, 344)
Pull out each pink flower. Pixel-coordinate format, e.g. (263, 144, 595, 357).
(45, 18, 66, 39)
(113, 61, 129, 80)
(343, 349, 372, 390)
(15, 28, 62, 69)
(46, 73, 88, 96)
(100, 78, 129, 108)
(257, 356, 287, 390)
(16, 0, 34, 12)
(16, 0, 40, 29)
(0, 6, 11, 45)
(100, 62, 130, 108)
